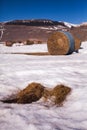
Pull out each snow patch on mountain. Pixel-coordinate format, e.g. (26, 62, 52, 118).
(63, 22, 78, 28)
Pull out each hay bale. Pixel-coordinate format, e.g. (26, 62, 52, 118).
(47, 31, 81, 55)
(17, 82, 45, 104)
(51, 84, 71, 105)
(74, 37, 81, 51)
(47, 32, 73, 55)
(69, 32, 81, 51)
(5, 41, 13, 47)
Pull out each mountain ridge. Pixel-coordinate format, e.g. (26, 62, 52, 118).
(1, 19, 77, 28)
(0, 19, 87, 42)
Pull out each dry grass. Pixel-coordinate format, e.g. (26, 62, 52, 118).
(17, 82, 45, 104)
(51, 84, 71, 105)
(43, 84, 71, 106)
(10, 52, 50, 56)
(43, 88, 52, 101)
(1, 83, 71, 106)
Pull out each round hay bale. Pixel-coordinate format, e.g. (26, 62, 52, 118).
(69, 32, 81, 51)
(5, 41, 13, 47)
(47, 31, 81, 55)
(17, 82, 45, 104)
(74, 37, 81, 51)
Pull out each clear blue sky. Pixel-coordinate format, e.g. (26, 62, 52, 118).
(0, 0, 87, 24)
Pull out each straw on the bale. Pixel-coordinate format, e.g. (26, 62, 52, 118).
(47, 32, 70, 55)
(17, 82, 45, 104)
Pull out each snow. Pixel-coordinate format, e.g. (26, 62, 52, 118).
(0, 43, 48, 53)
(63, 22, 78, 28)
(39, 25, 67, 30)
(0, 41, 87, 130)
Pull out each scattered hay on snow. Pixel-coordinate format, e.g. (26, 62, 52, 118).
(1, 82, 71, 106)
(42, 84, 71, 106)
(51, 84, 71, 105)
(17, 82, 45, 104)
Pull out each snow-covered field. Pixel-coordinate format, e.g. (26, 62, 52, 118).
(0, 42, 87, 130)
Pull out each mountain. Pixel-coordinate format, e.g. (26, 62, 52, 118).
(70, 23, 87, 42)
(4, 19, 68, 27)
(63, 22, 78, 28)
(81, 22, 87, 26)
(0, 19, 87, 42)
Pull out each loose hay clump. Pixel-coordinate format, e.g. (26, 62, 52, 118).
(17, 82, 45, 104)
(51, 84, 71, 105)
(47, 32, 70, 55)
(42, 84, 71, 106)
(1, 82, 71, 106)
(1, 82, 45, 104)
(43, 88, 52, 101)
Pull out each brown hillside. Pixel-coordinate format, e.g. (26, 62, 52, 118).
(0, 20, 87, 42)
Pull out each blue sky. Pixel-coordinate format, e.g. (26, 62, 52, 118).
(0, 0, 87, 23)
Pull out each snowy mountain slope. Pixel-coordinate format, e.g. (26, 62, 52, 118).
(0, 41, 87, 130)
(4, 19, 78, 28)
(63, 22, 78, 28)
